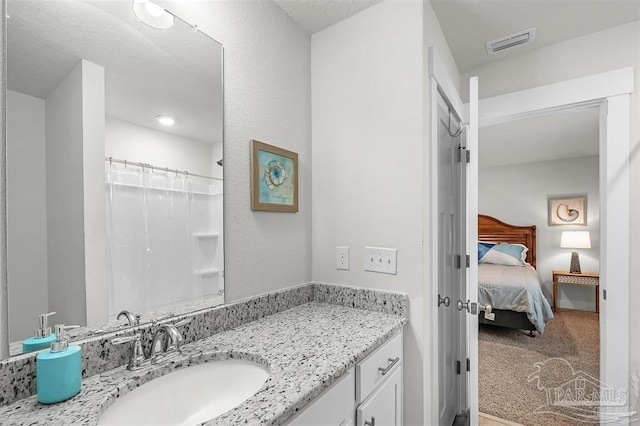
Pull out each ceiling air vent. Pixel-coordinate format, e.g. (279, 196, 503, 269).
(486, 27, 536, 55)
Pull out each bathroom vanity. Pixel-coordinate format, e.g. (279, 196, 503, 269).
(0, 283, 407, 425)
(287, 331, 403, 426)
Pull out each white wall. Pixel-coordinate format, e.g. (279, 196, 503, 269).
(45, 61, 87, 327)
(479, 156, 600, 310)
(159, 0, 312, 301)
(82, 60, 107, 326)
(6, 90, 47, 341)
(45, 60, 106, 327)
(463, 20, 640, 414)
(311, 1, 459, 423)
(105, 117, 215, 177)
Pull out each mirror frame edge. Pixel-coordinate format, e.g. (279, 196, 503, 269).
(1, 0, 9, 359)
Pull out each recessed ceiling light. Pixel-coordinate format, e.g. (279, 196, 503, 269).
(132, 0, 174, 30)
(156, 115, 175, 126)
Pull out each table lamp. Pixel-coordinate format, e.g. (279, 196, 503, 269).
(560, 231, 591, 274)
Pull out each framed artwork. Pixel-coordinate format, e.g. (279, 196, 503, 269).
(548, 195, 587, 226)
(251, 140, 299, 212)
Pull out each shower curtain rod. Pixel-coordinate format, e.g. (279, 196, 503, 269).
(105, 157, 222, 181)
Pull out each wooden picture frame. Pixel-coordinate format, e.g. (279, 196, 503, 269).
(548, 195, 587, 226)
(251, 140, 299, 212)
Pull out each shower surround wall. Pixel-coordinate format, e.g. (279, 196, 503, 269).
(105, 165, 224, 320)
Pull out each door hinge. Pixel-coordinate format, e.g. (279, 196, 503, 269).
(455, 255, 461, 269)
(456, 146, 463, 163)
(466, 358, 470, 372)
(456, 360, 461, 375)
(603, 289, 607, 300)
(466, 255, 470, 268)
(466, 150, 471, 163)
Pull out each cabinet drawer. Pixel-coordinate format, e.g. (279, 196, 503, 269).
(356, 332, 402, 403)
(357, 366, 402, 426)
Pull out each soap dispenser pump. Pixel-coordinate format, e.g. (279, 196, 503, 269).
(36, 324, 82, 404)
(22, 312, 57, 353)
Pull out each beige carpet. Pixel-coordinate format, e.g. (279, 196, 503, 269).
(479, 310, 599, 426)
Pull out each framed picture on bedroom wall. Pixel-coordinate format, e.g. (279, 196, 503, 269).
(548, 195, 587, 226)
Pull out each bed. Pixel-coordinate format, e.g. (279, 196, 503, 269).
(477, 214, 554, 335)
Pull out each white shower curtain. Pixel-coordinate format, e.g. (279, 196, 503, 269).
(105, 163, 223, 319)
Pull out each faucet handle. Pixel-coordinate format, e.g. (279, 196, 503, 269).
(111, 332, 146, 370)
(174, 318, 192, 328)
(111, 334, 139, 345)
(151, 312, 175, 326)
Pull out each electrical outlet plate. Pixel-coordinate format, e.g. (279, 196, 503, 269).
(364, 247, 397, 275)
(336, 246, 350, 270)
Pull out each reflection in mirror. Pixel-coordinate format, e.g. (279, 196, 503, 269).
(5, 0, 224, 358)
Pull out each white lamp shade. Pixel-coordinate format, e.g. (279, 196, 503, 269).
(560, 231, 591, 249)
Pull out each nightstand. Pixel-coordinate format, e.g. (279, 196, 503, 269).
(552, 270, 599, 313)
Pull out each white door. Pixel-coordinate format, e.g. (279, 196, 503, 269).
(436, 91, 466, 425)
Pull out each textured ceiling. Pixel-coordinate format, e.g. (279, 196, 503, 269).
(8, 0, 223, 145)
(479, 107, 599, 168)
(431, 0, 640, 73)
(273, 0, 383, 33)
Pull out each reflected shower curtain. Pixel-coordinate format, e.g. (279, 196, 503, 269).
(105, 163, 223, 319)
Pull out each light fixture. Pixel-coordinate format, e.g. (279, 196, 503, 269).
(560, 231, 591, 274)
(132, 0, 174, 30)
(156, 115, 175, 126)
(486, 27, 536, 55)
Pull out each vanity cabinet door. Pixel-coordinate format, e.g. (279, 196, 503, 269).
(356, 367, 402, 426)
(287, 367, 355, 426)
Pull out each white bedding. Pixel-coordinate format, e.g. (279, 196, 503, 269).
(478, 263, 554, 334)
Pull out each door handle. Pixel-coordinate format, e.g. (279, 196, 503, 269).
(364, 416, 375, 426)
(438, 294, 450, 307)
(456, 299, 470, 312)
(456, 299, 492, 316)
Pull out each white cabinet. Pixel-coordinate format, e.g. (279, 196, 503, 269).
(356, 332, 403, 426)
(357, 367, 402, 426)
(287, 368, 355, 426)
(287, 331, 403, 426)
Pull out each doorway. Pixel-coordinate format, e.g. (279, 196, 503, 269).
(476, 107, 601, 424)
(429, 60, 632, 425)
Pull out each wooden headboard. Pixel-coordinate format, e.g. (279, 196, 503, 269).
(478, 214, 537, 268)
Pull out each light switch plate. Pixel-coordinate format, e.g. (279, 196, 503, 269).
(364, 247, 397, 275)
(336, 247, 350, 270)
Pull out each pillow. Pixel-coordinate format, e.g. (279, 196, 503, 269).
(479, 242, 528, 266)
(477, 242, 495, 260)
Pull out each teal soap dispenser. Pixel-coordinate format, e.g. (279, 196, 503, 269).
(22, 312, 57, 353)
(36, 324, 82, 404)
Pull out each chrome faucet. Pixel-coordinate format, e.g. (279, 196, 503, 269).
(117, 310, 140, 327)
(111, 317, 192, 369)
(149, 318, 192, 363)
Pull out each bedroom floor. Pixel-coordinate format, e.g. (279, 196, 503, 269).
(478, 310, 599, 426)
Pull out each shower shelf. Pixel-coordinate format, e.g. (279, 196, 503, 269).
(194, 233, 219, 239)
(195, 268, 220, 277)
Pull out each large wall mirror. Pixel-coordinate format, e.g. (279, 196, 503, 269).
(4, 0, 224, 358)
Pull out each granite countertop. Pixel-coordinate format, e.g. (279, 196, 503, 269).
(0, 302, 406, 425)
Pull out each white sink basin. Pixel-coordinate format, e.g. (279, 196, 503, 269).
(98, 359, 270, 426)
